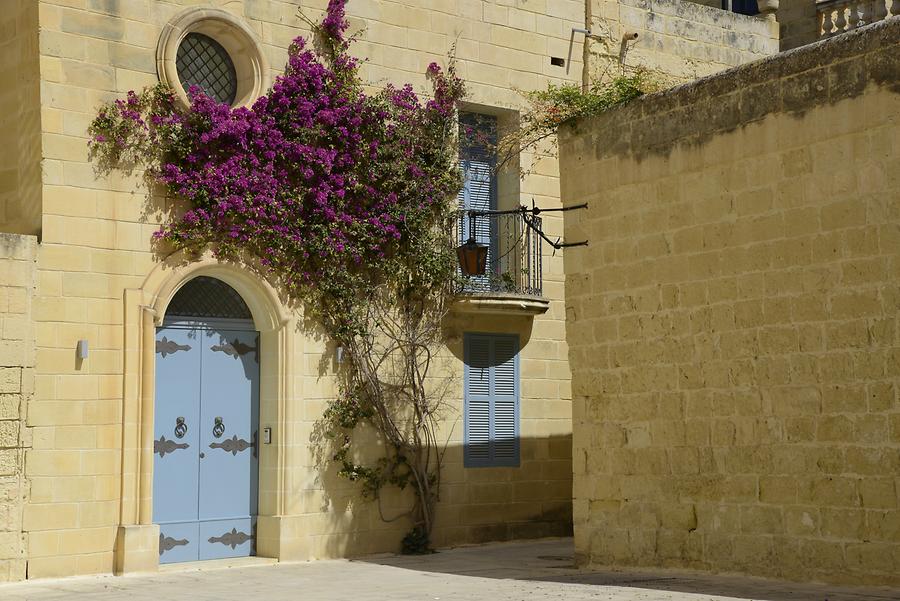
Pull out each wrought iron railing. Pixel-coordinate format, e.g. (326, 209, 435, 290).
(454, 209, 543, 297)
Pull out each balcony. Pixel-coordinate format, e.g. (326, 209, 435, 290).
(451, 209, 550, 316)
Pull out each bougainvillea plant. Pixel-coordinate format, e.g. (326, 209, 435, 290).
(89, 0, 465, 552)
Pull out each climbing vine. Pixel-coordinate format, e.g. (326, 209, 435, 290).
(89, 0, 464, 551)
(497, 70, 656, 176)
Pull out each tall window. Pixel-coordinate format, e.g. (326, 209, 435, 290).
(458, 113, 498, 290)
(463, 333, 520, 468)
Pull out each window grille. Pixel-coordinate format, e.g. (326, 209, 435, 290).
(176, 32, 238, 105)
(166, 276, 252, 320)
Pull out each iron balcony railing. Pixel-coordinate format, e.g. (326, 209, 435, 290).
(454, 209, 543, 297)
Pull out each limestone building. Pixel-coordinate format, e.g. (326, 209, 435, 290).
(0, 0, 830, 585)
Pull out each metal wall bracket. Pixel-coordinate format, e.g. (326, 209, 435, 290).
(464, 199, 589, 250)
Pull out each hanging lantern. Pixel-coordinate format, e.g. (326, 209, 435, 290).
(456, 237, 488, 276)
(457, 211, 489, 276)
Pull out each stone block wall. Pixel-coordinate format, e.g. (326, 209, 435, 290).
(591, 0, 778, 82)
(776, 0, 817, 51)
(560, 20, 900, 586)
(0, 234, 36, 582)
(0, 0, 42, 236)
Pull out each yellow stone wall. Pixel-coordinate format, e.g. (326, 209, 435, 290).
(775, 0, 817, 50)
(0, 234, 36, 582)
(0, 0, 42, 235)
(0, 0, 779, 582)
(591, 0, 778, 82)
(560, 20, 900, 587)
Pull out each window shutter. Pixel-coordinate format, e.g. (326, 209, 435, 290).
(458, 113, 498, 289)
(491, 335, 519, 467)
(464, 335, 492, 466)
(464, 333, 520, 468)
(458, 113, 496, 216)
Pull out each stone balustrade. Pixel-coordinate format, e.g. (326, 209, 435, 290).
(818, 0, 897, 37)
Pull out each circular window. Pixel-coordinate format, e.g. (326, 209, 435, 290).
(157, 8, 270, 109)
(176, 33, 238, 105)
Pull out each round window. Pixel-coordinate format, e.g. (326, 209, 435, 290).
(157, 8, 270, 110)
(176, 32, 238, 105)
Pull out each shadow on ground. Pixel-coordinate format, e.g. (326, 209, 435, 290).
(358, 538, 900, 601)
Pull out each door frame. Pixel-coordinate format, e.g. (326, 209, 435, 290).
(116, 250, 295, 574)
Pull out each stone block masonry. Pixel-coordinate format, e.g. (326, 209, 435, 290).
(0, 0, 42, 236)
(0, 233, 36, 582)
(559, 19, 900, 587)
(590, 0, 778, 82)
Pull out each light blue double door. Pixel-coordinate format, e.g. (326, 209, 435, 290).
(153, 320, 259, 564)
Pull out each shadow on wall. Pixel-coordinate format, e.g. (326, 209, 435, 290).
(306, 433, 574, 558)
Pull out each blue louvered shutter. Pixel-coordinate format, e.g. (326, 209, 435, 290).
(464, 335, 492, 466)
(464, 333, 520, 467)
(458, 113, 497, 291)
(491, 335, 519, 466)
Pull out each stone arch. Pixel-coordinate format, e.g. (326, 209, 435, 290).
(116, 251, 296, 574)
(146, 254, 290, 333)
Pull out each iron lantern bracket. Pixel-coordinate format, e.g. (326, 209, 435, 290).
(465, 199, 589, 250)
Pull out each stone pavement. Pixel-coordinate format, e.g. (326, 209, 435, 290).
(1, 538, 898, 601)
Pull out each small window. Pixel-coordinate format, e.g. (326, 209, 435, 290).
(464, 333, 520, 468)
(176, 32, 238, 105)
(721, 0, 759, 15)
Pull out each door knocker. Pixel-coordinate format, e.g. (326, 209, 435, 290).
(174, 417, 187, 439)
(213, 417, 225, 438)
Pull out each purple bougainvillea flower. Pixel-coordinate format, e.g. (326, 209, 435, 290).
(87, 0, 466, 309)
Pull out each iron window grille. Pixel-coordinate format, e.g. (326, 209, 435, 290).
(176, 32, 239, 105)
(166, 276, 252, 320)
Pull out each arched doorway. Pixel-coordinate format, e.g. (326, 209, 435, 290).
(153, 276, 260, 564)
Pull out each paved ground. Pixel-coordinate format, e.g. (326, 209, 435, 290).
(2, 538, 898, 601)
